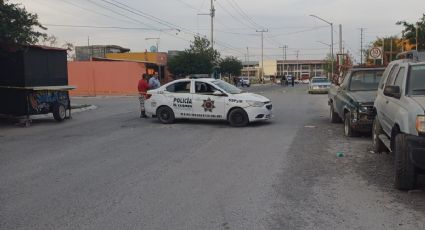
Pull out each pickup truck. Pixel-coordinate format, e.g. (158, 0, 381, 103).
(328, 68, 385, 136)
(372, 51, 425, 190)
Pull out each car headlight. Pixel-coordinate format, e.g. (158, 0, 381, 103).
(358, 106, 369, 113)
(416, 116, 425, 133)
(246, 100, 264, 107)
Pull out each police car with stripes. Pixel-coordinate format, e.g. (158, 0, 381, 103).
(145, 78, 272, 127)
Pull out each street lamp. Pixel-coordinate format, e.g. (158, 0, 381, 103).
(310, 14, 334, 79)
(145, 37, 160, 52)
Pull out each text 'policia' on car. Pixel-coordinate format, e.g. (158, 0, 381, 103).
(144, 78, 272, 127)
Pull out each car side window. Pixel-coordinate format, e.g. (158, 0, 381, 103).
(340, 71, 351, 89)
(166, 81, 191, 93)
(195, 81, 217, 94)
(394, 67, 406, 92)
(385, 65, 399, 86)
(379, 64, 393, 89)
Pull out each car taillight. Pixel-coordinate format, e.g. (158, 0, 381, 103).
(416, 116, 425, 134)
(146, 94, 152, 99)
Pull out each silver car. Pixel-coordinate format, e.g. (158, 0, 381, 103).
(308, 76, 331, 94)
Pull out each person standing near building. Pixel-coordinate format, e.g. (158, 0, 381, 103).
(291, 75, 295, 87)
(148, 73, 161, 90)
(138, 73, 149, 118)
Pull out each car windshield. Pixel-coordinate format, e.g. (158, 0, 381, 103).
(312, 78, 329, 83)
(212, 80, 242, 94)
(408, 65, 425, 96)
(349, 70, 383, 91)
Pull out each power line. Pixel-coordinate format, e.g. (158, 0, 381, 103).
(59, 0, 136, 25)
(225, 0, 264, 29)
(44, 24, 167, 31)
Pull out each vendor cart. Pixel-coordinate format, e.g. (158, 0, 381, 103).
(0, 44, 75, 126)
(0, 85, 75, 126)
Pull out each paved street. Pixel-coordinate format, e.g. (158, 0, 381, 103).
(1, 84, 425, 229)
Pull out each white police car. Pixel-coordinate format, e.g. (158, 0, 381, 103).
(145, 78, 272, 126)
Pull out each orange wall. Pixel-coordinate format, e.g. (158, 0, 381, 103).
(68, 61, 146, 96)
(106, 52, 168, 65)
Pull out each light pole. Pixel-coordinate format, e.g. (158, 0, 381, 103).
(310, 14, 334, 78)
(256, 29, 268, 83)
(145, 37, 160, 52)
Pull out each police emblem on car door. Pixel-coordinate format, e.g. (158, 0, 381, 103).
(192, 81, 225, 119)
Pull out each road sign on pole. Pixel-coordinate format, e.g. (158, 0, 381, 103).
(369, 47, 383, 60)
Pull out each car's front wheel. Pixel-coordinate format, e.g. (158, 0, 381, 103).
(394, 133, 416, 190)
(344, 112, 357, 137)
(157, 106, 175, 124)
(228, 108, 249, 127)
(329, 105, 341, 123)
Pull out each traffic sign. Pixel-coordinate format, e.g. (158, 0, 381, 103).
(369, 47, 383, 59)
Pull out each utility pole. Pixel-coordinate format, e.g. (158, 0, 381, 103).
(198, 0, 215, 49)
(210, 0, 215, 50)
(296, 50, 300, 80)
(416, 23, 419, 51)
(360, 28, 365, 65)
(279, 45, 287, 77)
(145, 37, 160, 52)
(310, 15, 334, 78)
(246, 47, 250, 78)
(256, 29, 268, 83)
(390, 38, 393, 62)
(279, 45, 288, 61)
(339, 24, 343, 54)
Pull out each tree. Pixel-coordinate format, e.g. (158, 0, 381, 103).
(0, 1, 47, 46)
(219, 56, 242, 77)
(397, 14, 425, 51)
(63, 41, 75, 60)
(168, 36, 220, 77)
(39, 34, 58, 47)
(323, 53, 336, 74)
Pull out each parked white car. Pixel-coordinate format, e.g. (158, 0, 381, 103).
(308, 76, 331, 94)
(240, 77, 250, 87)
(145, 79, 272, 126)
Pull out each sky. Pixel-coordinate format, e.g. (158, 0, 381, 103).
(9, 0, 425, 63)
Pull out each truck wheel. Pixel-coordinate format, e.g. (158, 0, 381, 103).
(329, 105, 341, 123)
(53, 104, 66, 122)
(394, 133, 416, 190)
(372, 117, 387, 153)
(157, 106, 175, 124)
(344, 113, 357, 137)
(228, 108, 249, 127)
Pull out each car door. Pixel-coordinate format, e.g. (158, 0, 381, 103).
(164, 80, 193, 118)
(379, 65, 400, 134)
(385, 66, 407, 132)
(192, 81, 226, 120)
(335, 72, 351, 117)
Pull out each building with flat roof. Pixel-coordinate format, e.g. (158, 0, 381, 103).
(241, 61, 260, 78)
(75, 45, 130, 61)
(261, 59, 327, 79)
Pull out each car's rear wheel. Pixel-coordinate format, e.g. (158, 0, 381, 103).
(372, 117, 387, 153)
(228, 108, 249, 127)
(394, 133, 416, 190)
(157, 106, 175, 124)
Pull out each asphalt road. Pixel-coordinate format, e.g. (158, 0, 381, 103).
(1, 84, 425, 229)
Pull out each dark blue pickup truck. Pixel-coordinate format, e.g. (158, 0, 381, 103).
(328, 68, 385, 136)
